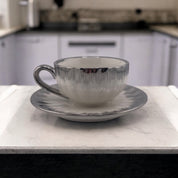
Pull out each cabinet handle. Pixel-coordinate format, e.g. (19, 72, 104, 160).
(69, 42, 116, 47)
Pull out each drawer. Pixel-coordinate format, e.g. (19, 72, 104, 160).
(60, 35, 122, 58)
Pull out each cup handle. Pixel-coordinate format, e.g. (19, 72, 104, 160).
(33, 65, 68, 98)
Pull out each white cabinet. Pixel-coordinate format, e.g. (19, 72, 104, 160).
(122, 33, 153, 86)
(15, 33, 58, 85)
(151, 32, 171, 86)
(168, 38, 178, 87)
(0, 35, 15, 85)
(1, 31, 176, 86)
(60, 34, 122, 58)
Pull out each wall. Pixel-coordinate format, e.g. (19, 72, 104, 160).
(0, 0, 9, 28)
(39, 0, 178, 10)
(64, 0, 177, 10)
(39, 0, 54, 9)
(1, 0, 177, 28)
(8, 0, 22, 27)
(0, 0, 26, 28)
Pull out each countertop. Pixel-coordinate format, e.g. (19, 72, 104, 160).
(1, 25, 178, 39)
(21, 25, 178, 39)
(0, 85, 178, 154)
(0, 26, 25, 39)
(150, 25, 178, 38)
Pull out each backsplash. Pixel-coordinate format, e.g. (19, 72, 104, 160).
(39, 0, 177, 10)
(40, 9, 177, 24)
(63, 0, 177, 10)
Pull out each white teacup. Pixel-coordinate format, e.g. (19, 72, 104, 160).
(34, 56, 129, 106)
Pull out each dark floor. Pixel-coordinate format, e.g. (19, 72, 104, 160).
(0, 154, 178, 178)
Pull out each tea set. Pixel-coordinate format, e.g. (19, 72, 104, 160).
(31, 56, 147, 122)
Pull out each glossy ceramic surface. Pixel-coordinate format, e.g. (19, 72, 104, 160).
(34, 56, 129, 106)
(31, 85, 147, 122)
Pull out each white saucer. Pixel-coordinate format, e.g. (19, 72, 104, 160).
(31, 85, 147, 122)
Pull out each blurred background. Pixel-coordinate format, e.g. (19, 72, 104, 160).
(0, 0, 178, 87)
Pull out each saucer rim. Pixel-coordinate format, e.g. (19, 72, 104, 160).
(31, 85, 147, 117)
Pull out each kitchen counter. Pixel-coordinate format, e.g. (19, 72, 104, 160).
(1, 24, 178, 39)
(0, 85, 178, 154)
(150, 25, 178, 38)
(18, 24, 178, 40)
(0, 26, 25, 39)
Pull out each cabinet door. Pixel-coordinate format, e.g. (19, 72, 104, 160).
(60, 35, 121, 58)
(0, 35, 15, 85)
(151, 32, 171, 86)
(123, 33, 153, 86)
(15, 34, 58, 85)
(168, 39, 178, 87)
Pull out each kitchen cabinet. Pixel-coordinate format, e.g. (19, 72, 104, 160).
(168, 38, 178, 87)
(0, 35, 15, 85)
(151, 32, 171, 85)
(122, 33, 153, 86)
(60, 34, 122, 58)
(15, 33, 58, 85)
(1, 31, 176, 86)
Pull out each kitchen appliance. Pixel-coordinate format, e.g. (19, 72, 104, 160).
(19, 0, 39, 28)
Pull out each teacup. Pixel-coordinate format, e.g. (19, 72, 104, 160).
(33, 56, 129, 106)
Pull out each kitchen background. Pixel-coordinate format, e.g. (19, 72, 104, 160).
(0, 0, 178, 87)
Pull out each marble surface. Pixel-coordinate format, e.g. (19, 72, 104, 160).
(0, 26, 25, 39)
(150, 25, 178, 38)
(0, 86, 178, 154)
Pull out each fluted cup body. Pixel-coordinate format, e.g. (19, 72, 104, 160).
(54, 56, 129, 106)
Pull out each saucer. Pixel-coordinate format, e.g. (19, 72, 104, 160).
(31, 85, 147, 122)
